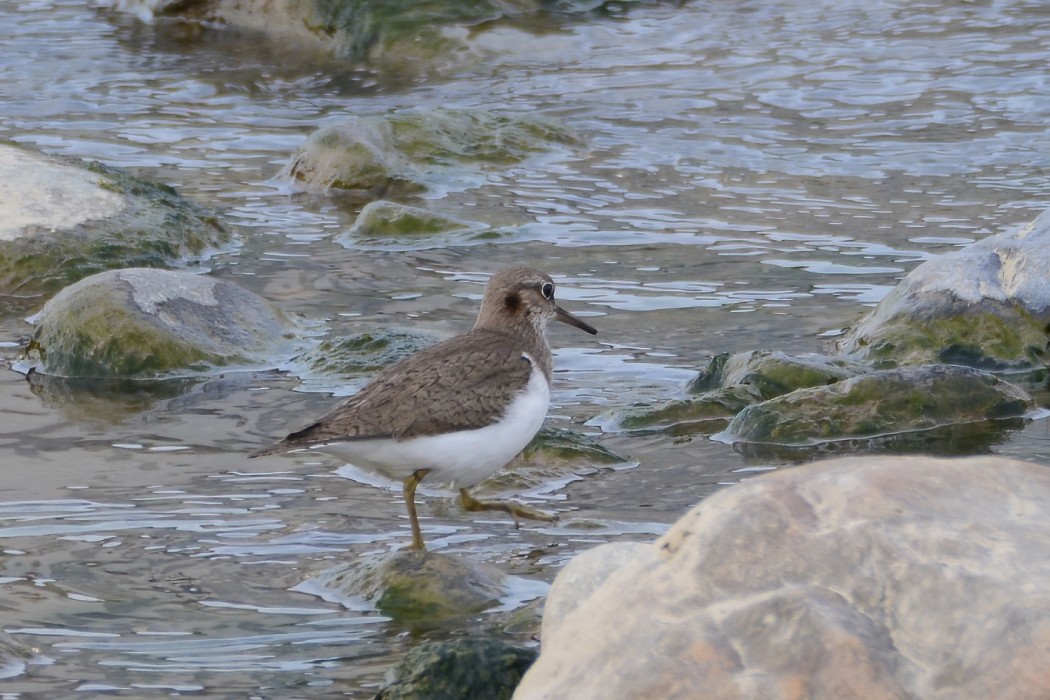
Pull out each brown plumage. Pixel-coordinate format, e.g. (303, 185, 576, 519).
(250, 265, 597, 550)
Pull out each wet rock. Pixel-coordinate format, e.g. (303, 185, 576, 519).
(285, 110, 577, 195)
(19, 268, 307, 378)
(599, 351, 867, 436)
(376, 637, 537, 700)
(596, 385, 757, 435)
(336, 200, 480, 249)
(292, 328, 441, 378)
(838, 207, 1050, 370)
(688, 350, 868, 398)
(518, 455, 1050, 700)
(308, 550, 508, 624)
(128, 0, 542, 59)
(476, 427, 633, 496)
(717, 364, 1033, 448)
(0, 142, 227, 307)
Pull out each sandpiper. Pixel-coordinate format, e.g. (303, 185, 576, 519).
(251, 265, 597, 550)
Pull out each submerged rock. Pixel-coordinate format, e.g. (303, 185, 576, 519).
(306, 550, 508, 625)
(336, 200, 481, 249)
(20, 268, 306, 378)
(0, 142, 227, 307)
(599, 351, 867, 436)
(475, 427, 633, 496)
(376, 637, 537, 700)
(518, 455, 1050, 700)
(285, 110, 577, 195)
(838, 207, 1050, 370)
(719, 364, 1033, 448)
(343, 200, 475, 238)
(292, 328, 440, 378)
(123, 0, 541, 59)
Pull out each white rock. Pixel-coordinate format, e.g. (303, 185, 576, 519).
(0, 144, 125, 241)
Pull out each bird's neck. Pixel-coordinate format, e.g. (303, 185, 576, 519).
(474, 315, 553, 381)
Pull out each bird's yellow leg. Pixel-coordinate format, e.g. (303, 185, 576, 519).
(403, 469, 431, 551)
(458, 488, 557, 529)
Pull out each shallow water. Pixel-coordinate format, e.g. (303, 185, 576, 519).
(2, 0, 1050, 695)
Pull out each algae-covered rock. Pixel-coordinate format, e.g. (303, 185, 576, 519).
(375, 637, 537, 700)
(0, 143, 227, 307)
(838, 208, 1050, 370)
(597, 351, 866, 437)
(474, 427, 632, 496)
(336, 200, 482, 250)
(307, 550, 508, 624)
(20, 268, 307, 378)
(344, 200, 475, 238)
(285, 110, 578, 194)
(719, 364, 1033, 447)
(688, 350, 868, 398)
(596, 385, 758, 436)
(292, 328, 440, 378)
(134, 0, 540, 59)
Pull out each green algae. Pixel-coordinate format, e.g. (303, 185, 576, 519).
(294, 328, 439, 377)
(843, 305, 1049, 371)
(724, 365, 1034, 446)
(313, 551, 506, 625)
(343, 200, 474, 238)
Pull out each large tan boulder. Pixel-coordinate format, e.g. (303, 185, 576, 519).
(517, 456, 1050, 700)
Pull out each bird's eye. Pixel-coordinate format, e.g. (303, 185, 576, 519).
(541, 282, 555, 300)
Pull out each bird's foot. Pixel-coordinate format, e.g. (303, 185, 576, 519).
(458, 489, 558, 529)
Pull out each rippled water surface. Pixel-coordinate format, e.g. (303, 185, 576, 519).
(3, 0, 1050, 695)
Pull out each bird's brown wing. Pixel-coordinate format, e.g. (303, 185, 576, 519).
(253, 330, 534, 455)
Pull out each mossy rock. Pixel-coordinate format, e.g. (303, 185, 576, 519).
(689, 350, 868, 398)
(838, 209, 1050, 370)
(292, 328, 440, 378)
(474, 427, 631, 494)
(375, 637, 537, 700)
(285, 109, 578, 194)
(21, 268, 307, 378)
(720, 364, 1034, 447)
(596, 385, 758, 436)
(0, 143, 228, 308)
(308, 550, 508, 624)
(336, 200, 484, 250)
(841, 301, 1048, 370)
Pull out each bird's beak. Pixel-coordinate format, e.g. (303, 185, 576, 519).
(555, 305, 598, 335)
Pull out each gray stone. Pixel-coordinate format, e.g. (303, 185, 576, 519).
(19, 268, 306, 378)
(517, 455, 1050, 700)
(0, 143, 228, 306)
(838, 207, 1050, 369)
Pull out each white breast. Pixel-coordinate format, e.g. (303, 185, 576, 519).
(314, 353, 551, 488)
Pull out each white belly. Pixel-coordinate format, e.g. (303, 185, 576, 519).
(314, 362, 551, 488)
